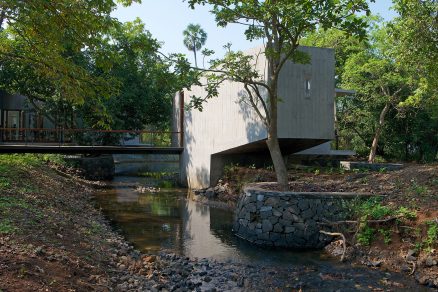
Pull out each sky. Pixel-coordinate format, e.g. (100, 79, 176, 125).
(113, 1, 398, 65)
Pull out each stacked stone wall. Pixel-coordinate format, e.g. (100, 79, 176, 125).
(233, 184, 371, 248)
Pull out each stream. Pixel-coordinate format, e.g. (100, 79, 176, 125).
(94, 170, 429, 290)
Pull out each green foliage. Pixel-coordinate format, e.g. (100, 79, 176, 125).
(158, 180, 174, 189)
(379, 228, 392, 245)
(137, 172, 177, 179)
(396, 206, 417, 220)
(223, 163, 240, 179)
(409, 179, 428, 196)
(354, 198, 393, 220)
(357, 225, 375, 246)
(40, 154, 67, 166)
(0, 197, 29, 210)
(349, 198, 417, 246)
(0, 0, 140, 103)
(424, 221, 438, 252)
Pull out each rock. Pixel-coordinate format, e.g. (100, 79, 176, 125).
(260, 206, 272, 212)
(272, 210, 282, 217)
(34, 246, 45, 256)
(118, 264, 126, 270)
(203, 276, 212, 282)
(425, 256, 437, 267)
(273, 223, 283, 233)
(400, 264, 411, 273)
(284, 226, 296, 233)
(262, 220, 273, 232)
(205, 188, 215, 199)
(257, 194, 264, 201)
(144, 255, 157, 263)
(406, 249, 417, 258)
(265, 197, 280, 207)
(416, 274, 430, 286)
(298, 200, 309, 211)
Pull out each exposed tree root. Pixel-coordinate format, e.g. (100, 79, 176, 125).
(320, 230, 347, 262)
(407, 260, 416, 276)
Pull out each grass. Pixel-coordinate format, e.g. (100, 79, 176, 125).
(0, 219, 17, 234)
(0, 154, 51, 235)
(0, 177, 11, 189)
(349, 198, 417, 246)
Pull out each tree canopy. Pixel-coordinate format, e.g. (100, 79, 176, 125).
(0, 0, 141, 103)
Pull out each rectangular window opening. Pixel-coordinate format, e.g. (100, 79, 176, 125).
(305, 79, 311, 98)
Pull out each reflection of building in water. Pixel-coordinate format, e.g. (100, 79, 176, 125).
(182, 200, 237, 259)
(208, 207, 236, 246)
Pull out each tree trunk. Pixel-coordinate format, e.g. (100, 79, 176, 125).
(0, 8, 5, 29)
(266, 76, 288, 190)
(266, 135, 289, 191)
(368, 102, 390, 163)
(192, 38, 198, 67)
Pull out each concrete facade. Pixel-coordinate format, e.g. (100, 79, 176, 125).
(175, 46, 336, 189)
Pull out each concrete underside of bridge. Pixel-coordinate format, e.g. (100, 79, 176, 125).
(209, 138, 329, 188)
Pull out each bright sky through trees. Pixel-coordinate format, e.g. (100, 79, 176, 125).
(113, 1, 397, 65)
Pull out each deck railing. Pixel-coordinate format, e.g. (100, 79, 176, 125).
(0, 128, 182, 147)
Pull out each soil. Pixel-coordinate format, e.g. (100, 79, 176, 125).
(210, 163, 438, 288)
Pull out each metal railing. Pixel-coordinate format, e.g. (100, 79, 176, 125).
(0, 128, 182, 147)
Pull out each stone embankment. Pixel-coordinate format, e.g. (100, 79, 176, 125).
(233, 183, 372, 248)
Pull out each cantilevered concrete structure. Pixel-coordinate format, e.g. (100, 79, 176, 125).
(175, 46, 336, 189)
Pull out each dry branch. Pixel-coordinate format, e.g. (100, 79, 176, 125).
(319, 215, 404, 227)
(320, 230, 347, 262)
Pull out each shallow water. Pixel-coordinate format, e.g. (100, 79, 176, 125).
(94, 176, 332, 266)
(94, 175, 430, 290)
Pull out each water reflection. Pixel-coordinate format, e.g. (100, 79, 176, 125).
(94, 176, 326, 265)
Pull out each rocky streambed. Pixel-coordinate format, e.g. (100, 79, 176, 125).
(105, 233, 429, 291)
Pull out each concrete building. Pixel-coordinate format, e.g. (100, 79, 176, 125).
(0, 91, 72, 142)
(175, 46, 339, 189)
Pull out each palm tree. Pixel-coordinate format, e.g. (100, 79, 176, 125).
(183, 24, 207, 67)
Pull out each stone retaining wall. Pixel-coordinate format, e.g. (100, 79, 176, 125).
(233, 183, 372, 249)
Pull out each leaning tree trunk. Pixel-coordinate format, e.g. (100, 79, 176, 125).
(266, 84, 288, 191)
(368, 102, 390, 163)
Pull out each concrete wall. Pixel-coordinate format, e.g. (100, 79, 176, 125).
(277, 47, 335, 140)
(177, 46, 335, 189)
